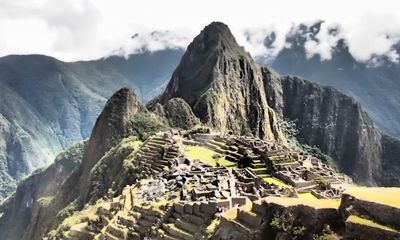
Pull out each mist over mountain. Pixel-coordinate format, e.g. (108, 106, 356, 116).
(263, 22, 400, 138)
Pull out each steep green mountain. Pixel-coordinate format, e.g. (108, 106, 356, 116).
(0, 88, 153, 240)
(158, 22, 283, 142)
(0, 50, 183, 200)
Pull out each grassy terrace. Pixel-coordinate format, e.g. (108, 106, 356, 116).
(263, 196, 340, 209)
(268, 155, 295, 162)
(345, 187, 400, 208)
(185, 146, 236, 167)
(347, 215, 399, 233)
(298, 192, 318, 200)
(263, 177, 292, 188)
(209, 139, 226, 148)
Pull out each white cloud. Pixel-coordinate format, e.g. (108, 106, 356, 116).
(304, 23, 343, 61)
(0, 0, 400, 62)
(343, 13, 400, 62)
(236, 23, 293, 60)
(113, 28, 193, 58)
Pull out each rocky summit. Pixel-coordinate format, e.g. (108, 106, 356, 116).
(157, 22, 283, 142)
(1, 22, 400, 240)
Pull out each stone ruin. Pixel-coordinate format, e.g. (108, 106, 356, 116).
(58, 130, 372, 240)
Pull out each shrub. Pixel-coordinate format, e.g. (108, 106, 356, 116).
(270, 212, 306, 239)
(313, 225, 340, 240)
(128, 112, 167, 140)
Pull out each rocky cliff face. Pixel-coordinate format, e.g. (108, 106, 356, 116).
(159, 22, 283, 142)
(268, 22, 400, 139)
(380, 135, 400, 186)
(263, 67, 400, 185)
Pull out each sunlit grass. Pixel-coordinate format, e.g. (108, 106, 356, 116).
(263, 177, 291, 188)
(185, 146, 234, 167)
(263, 196, 340, 209)
(347, 215, 399, 232)
(132, 140, 143, 149)
(298, 192, 318, 200)
(345, 187, 400, 208)
(222, 208, 238, 220)
(206, 218, 220, 235)
(209, 139, 226, 147)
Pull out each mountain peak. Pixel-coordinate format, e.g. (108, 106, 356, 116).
(159, 22, 284, 142)
(186, 21, 246, 59)
(159, 22, 250, 106)
(203, 21, 230, 32)
(78, 87, 145, 202)
(83, 87, 143, 171)
(198, 21, 236, 45)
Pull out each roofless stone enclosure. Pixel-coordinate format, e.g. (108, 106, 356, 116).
(45, 130, 400, 240)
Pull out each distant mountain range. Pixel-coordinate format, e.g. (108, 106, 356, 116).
(0, 50, 183, 200)
(1, 21, 400, 201)
(266, 21, 400, 139)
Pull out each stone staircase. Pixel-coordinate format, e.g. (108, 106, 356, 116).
(155, 202, 217, 240)
(247, 158, 273, 185)
(137, 135, 180, 175)
(65, 184, 172, 240)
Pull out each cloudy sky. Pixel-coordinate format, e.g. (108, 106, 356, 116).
(1, 0, 399, 62)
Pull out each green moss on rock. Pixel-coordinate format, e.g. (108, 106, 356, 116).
(164, 98, 200, 130)
(128, 112, 168, 140)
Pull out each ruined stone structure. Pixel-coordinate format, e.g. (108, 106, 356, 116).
(41, 130, 398, 240)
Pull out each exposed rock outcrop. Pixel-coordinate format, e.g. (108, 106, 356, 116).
(263, 67, 400, 185)
(159, 22, 283, 142)
(380, 135, 400, 186)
